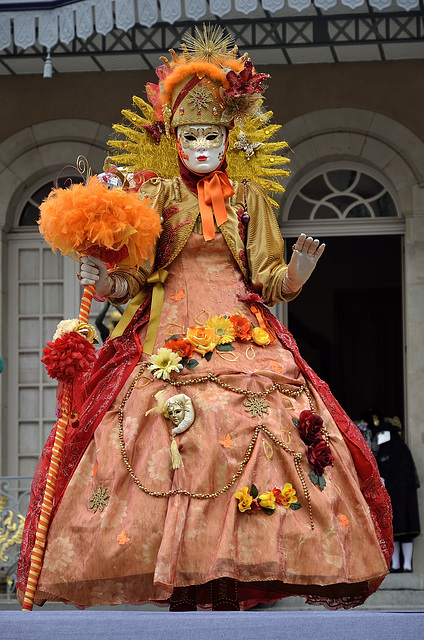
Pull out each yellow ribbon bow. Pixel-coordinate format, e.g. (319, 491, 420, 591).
(110, 269, 168, 355)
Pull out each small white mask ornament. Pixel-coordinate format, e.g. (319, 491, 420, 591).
(164, 394, 196, 470)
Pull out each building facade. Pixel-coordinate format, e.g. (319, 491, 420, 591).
(1, 13, 423, 580)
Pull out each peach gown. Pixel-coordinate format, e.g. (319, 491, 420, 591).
(32, 232, 388, 609)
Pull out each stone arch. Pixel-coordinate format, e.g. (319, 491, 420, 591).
(279, 108, 424, 224)
(0, 119, 112, 476)
(0, 118, 111, 231)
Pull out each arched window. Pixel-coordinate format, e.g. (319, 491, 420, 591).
(18, 178, 83, 227)
(280, 163, 404, 237)
(7, 178, 83, 477)
(280, 162, 405, 423)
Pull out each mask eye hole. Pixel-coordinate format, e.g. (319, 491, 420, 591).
(206, 133, 219, 141)
(184, 134, 197, 141)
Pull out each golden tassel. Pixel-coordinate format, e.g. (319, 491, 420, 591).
(170, 437, 182, 469)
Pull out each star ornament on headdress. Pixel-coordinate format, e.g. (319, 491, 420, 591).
(182, 24, 236, 66)
(187, 85, 212, 110)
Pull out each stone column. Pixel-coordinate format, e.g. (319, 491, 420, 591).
(400, 184, 424, 574)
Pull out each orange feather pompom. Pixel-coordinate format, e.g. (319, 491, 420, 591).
(38, 176, 162, 269)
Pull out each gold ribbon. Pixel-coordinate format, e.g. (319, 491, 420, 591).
(110, 269, 168, 356)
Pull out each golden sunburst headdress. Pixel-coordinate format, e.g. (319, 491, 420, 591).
(107, 24, 290, 207)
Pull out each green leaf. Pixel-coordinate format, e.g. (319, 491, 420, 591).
(318, 475, 326, 491)
(180, 356, 188, 367)
(261, 507, 276, 516)
(250, 484, 258, 499)
(309, 470, 319, 485)
(185, 359, 199, 370)
(290, 502, 302, 510)
(216, 343, 235, 352)
(292, 418, 299, 427)
(165, 334, 182, 341)
(204, 351, 213, 361)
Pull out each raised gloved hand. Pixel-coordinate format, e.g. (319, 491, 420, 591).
(282, 234, 326, 295)
(79, 256, 112, 297)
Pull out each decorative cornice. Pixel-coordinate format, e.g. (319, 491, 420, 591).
(0, 0, 420, 51)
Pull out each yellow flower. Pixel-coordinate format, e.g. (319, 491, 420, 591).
(273, 483, 298, 508)
(258, 490, 276, 510)
(252, 326, 271, 346)
(235, 486, 253, 513)
(185, 326, 219, 356)
(147, 347, 183, 380)
(206, 315, 236, 344)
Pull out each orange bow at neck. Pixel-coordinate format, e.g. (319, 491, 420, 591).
(197, 171, 235, 241)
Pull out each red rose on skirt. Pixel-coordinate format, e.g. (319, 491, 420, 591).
(297, 410, 324, 444)
(307, 439, 334, 476)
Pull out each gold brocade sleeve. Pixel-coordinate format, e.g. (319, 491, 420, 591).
(244, 181, 300, 306)
(107, 178, 175, 305)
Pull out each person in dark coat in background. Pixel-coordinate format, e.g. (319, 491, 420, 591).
(365, 411, 420, 572)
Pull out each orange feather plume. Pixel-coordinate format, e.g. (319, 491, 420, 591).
(38, 176, 161, 268)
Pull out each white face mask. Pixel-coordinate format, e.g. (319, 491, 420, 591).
(177, 125, 227, 174)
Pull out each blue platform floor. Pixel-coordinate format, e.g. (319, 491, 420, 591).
(1, 610, 423, 640)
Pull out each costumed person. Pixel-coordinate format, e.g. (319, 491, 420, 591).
(95, 301, 124, 343)
(370, 415, 420, 572)
(17, 25, 392, 611)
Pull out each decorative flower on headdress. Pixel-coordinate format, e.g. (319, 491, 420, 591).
(221, 61, 269, 124)
(141, 122, 166, 145)
(225, 61, 269, 99)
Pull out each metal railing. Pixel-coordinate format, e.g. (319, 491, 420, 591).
(0, 476, 32, 600)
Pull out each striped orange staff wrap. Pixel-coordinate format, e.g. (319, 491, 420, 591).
(22, 283, 96, 611)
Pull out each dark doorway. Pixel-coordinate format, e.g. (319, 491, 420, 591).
(286, 234, 404, 422)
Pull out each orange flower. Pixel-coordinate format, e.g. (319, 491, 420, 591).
(272, 483, 298, 508)
(229, 315, 253, 341)
(252, 327, 271, 346)
(165, 337, 194, 359)
(185, 326, 219, 356)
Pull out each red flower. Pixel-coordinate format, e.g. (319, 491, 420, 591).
(140, 123, 166, 145)
(165, 337, 194, 359)
(308, 439, 334, 476)
(225, 61, 270, 99)
(247, 498, 260, 515)
(297, 410, 324, 444)
(229, 315, 253, 341)
(42, 332, 96, 382)
(86, 245, 129, 267)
